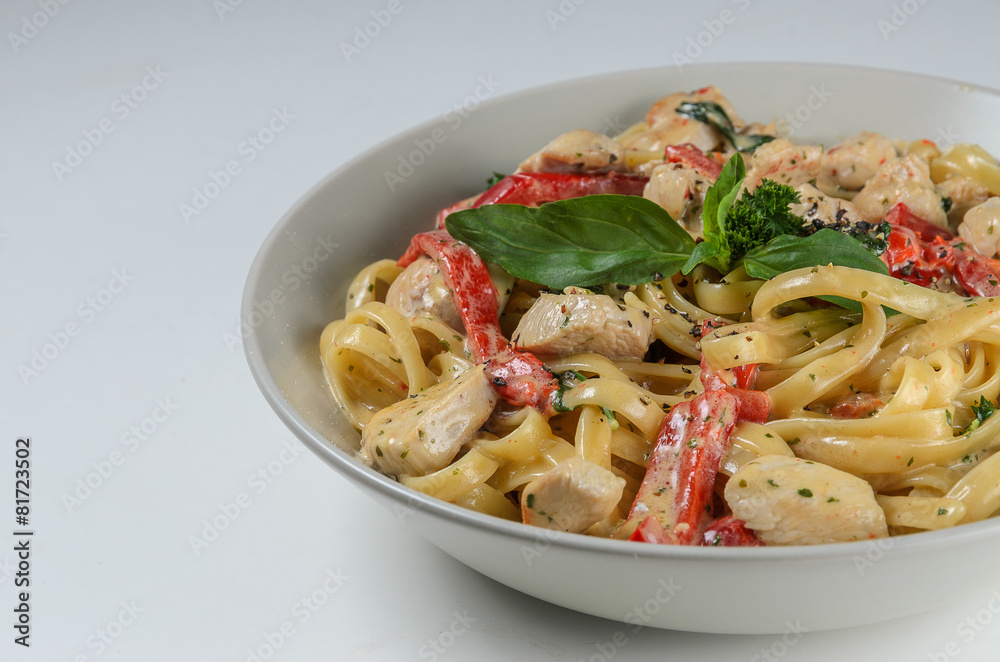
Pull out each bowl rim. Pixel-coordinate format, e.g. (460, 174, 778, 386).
(243, 60, 1000, 563)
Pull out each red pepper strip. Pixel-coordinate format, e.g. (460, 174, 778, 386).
(700, 515, 763, 547)
(629, 515, 671, 544)
(627, 388, 740, 545)
(482, 350, 560, 413)
(881, 202, 955, 288)
(399, 231, 505, 361)
(663, 143, 722, 181)
(952, 244, 1000, 297)
(699, 321, 771, 424)
(880, 202, 1000, 296)
(398, 231, 558, 411)
(885, 201, 954, 242)
(883, 224, 955, 288)
(627, 320, 770, 545)
(435, 171, 649, 229)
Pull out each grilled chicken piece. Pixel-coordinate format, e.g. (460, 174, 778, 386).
(645, 86, 744, 129)
(512, 293, 654, 360)
(518, 129, 626, 174)
(817, 131, 897, 197)
(791, 183, 869, 230)
(958, 197, 1000, 258)
(643, 162, 710, 233)
(724, 454, 888, 545)
(852, 154, 949, 228)
(521, 456, 625, 533)
(386, 256, 513, 334)
(360, 365, 498, 477)
(939, 175, 990, 228)
(385, 255, 463, 331)
(743, 138, 822, 192)
(620, 86, 738, 154)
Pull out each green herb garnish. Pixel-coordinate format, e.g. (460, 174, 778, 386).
(486, 172, 507, 187)
(963, 396, 998, 435)
(447, 154, 888, 293)
(675, 101, 775, 152)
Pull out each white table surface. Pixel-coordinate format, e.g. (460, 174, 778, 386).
(6, 1, 1000, 659)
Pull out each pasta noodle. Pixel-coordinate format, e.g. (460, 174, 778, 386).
(319, 86, 1000, 546)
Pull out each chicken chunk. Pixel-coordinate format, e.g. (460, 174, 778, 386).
(938, 175, 990, 228)
(521, 456, 625, 533)
(643, 162, 710, 233)
(360, 365, 498, 477)
(620, 86, 738, 154)
(743, 138, 822, 192)
(852, 154, 949, 228)
(958, 197, 1000, 258)
(622, 120, 720, 155)
(791, 183, 870, 231)
(512, 293, 654, 360)
(817, 131, 897, 196)
(724, 455, 888, 545)
(645, 86, 744, 129)
(385, 256, 463, 331)
(385, 256, 513, 333)
(518, 129, 626, 174)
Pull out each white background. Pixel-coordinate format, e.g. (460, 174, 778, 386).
(5, 0, 1000, 660)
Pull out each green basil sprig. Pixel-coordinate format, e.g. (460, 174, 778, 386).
(445, 155, 888, 292)
(446, 194, 695, 289)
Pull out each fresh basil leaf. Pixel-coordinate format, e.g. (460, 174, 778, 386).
(486, 172, 506, 187)
(446, 194, 696, 289)
(681, 240, 721, 275)
(744, 230, 891, 314)
(702, 153, 745, 240)
(687, 153, 745, 273)
(743, 229, 889, 280)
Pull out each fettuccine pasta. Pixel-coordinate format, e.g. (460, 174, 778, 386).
(320, 86, 1000, 547)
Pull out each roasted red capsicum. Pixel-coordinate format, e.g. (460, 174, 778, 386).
(435, 171, 648, 229)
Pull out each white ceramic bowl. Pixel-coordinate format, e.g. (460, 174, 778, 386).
(243, 63, 1000, 634)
